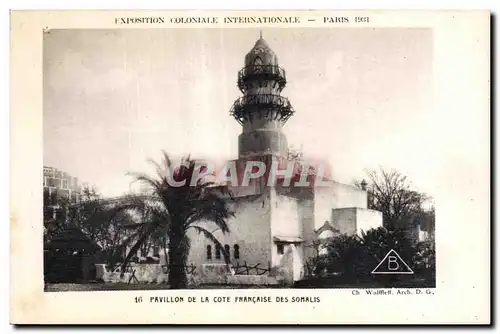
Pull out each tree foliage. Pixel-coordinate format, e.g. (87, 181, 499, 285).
(308, 226, 435, 283)
(43, 186, 133, 256)
(355, 167, 433, 232)
(112, 151, 235, 289)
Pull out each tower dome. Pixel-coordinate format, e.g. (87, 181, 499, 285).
(244, 37, 278, 67)
(230, 35, 295, 158)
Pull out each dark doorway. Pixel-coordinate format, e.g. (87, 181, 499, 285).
(44, 225, 101, 283)
(45, 249, 83, 283)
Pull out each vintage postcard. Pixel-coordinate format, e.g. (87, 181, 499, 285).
(10, 10, 490, 324)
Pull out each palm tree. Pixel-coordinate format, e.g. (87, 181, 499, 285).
(115, 152, 234, 289)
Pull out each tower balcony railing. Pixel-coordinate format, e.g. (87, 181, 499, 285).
(230, 94, 295, 125)
(237, 65, 287, 92)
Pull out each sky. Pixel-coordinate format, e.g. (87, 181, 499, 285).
(43, 28, 433, 198)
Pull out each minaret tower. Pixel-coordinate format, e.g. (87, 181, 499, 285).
(230, 35, 295, 158)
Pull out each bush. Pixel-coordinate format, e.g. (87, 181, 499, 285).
(306, 227, 436, 286)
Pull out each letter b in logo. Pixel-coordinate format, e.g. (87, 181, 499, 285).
(388, 256, 399, 271)
(371, 249, 414, 275)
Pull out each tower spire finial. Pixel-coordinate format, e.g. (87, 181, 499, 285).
(259, 30, 262, 39)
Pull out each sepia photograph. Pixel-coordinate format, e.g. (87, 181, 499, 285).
(43, 27, 436, 291)
(10, 9, 490, 324)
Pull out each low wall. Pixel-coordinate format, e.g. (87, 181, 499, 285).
(227, 275, 279, 286)
(95, 263, 287, 286)
(96, 264, 167, 284)
(199, 263, 282, 286)
(200, 263, 232, 284)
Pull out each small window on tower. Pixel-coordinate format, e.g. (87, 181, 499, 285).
(277, 243, 284, 255)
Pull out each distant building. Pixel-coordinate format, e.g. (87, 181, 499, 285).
(44, 224, 102, 283)
(411, 223, 433, 243)
(43, 168, 102, 284)
(43, 166, 87, 203)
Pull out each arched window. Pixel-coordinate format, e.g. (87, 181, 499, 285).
(224, 245, 231, 261)
(206, 245, 212, 260)
(254, 57, 263, 66)
(234, 244, 240, 260)
(215, 245, 221, 260)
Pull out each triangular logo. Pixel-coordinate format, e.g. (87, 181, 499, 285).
(371, 249, 414, 274)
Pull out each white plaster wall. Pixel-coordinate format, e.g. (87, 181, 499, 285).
(270, 194, 300, 267)
(227, 157, 266, 197)
(313, 186, 335, 230)
(331, 208, 383, 237)
(331, 208, 358, 235)
(355, 209, 383, 235)
(187, 191, 272, 270)
(271, 195, 300, 238)
(297, 198, 316, 263)
(329, 181, 367, 209)
(269, 192, 315, 269)
(313, 180, 367, 230)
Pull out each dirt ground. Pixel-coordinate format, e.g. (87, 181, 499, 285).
(44, 283, 277, 291)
